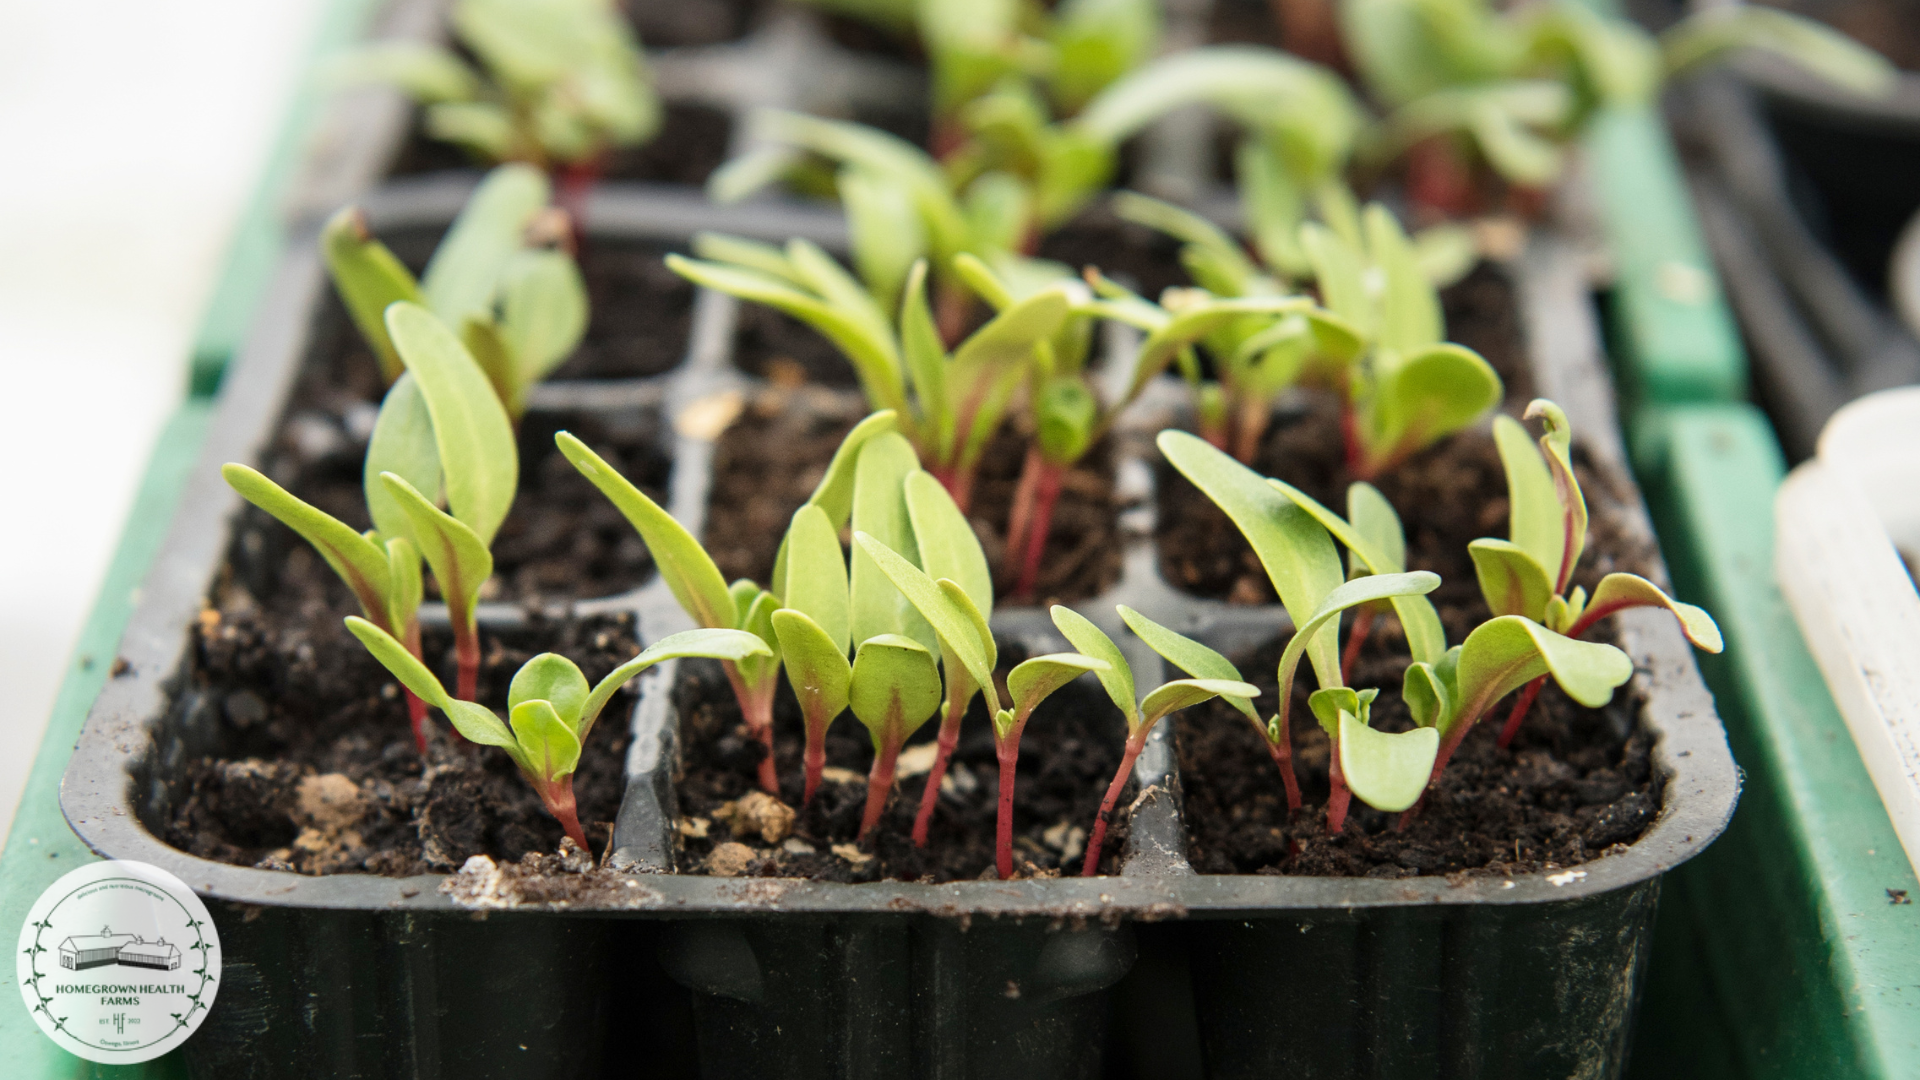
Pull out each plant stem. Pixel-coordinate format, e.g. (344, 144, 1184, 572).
(538, 775, 590, 852)
(935, 278, 972, 347)
(801, 704, 830, 810)
(724, 661, 780, 795)
(859, 729, 906, 840)
(1325, 737, 1353, 834)
(454, 617, 481, 704)
(1013, 459, 1065, 602)
(1083, 730, 1148, 877)
(1495, 675, 1548, 750)
(1405, 136, 1479, 219)
(401, 618, 431, 753)
(1260, 717, 1302, 812)
(993, 714, 1032, 880)
(912, 692, 969, 847)
(1342, 606, 1376, 685)
(1004, 446, 1043, 572)
(555, 155, 604, 245)
(1340, 403, 1367, 479)
(1231, 395, 1271, 465)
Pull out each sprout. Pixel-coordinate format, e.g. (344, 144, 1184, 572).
(327, 0, 659, 174)
(347, 619, 769, 850)
(322, 165, 587, 419)
(1054, 605, 1257, 876)
(1341, 0, 1892, 210)
(223, 302, 517, 749)
(1466, 399, 1722, 751)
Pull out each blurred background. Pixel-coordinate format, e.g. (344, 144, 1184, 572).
(0, 0, 326, 836)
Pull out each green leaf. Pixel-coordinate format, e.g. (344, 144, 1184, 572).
(1468, 538, 1554, 621)
(1308, 685, 1375, 736)
(1493, 413, 1563, 586)
(364, 373, 442, 546)
(1470, 98, 1564, 186)
(1141, 678, 1260, 728)
(510, 699, 583, 782)
(1301, 222, 1371, 333)
(1266, 477, 1446, 664)
(423, 101, 517, 161)
(1004, 652, 1110, 736)
(509, 653, 590, 730)
(1402, 652, 1457, 730)
(841, 166, 928, 310)
(849, 433, 929, 650)
(1582, 573, 1724, 652)
(386, 302, 518, 545)
(1452, 616, 1634, 735)
(937, 579, 1000, 678)
(1159, 430, 1345, 684)
(379, 472, 494, 630)
(854, 532, 996, 701)
(558, 431, 735, 629)
(385, 536, 423, 634)
(666, 254, 910, 418)
(1113, 192, 1260, 293)
(1116, 604, 1255, 721)
(1660, 6, 1896, 97)
(1035, 379, 1099, 464)
(343, 615, 452, 709)
(1364, 204, 1442, 353)
(904, 470, 991, 616)
(772, 608, 854, 725)
(461, 317, 517, 413)
(899, 262, 950, 451)
(691, 233, 801, 284)
(781, 504, 850, 653)
(1127, 296, 1313, 407)
(1359, 343, 1502, 470)
(499, 248, 588, 395)
(949, 286, 1074, 385)
(421, 164, 549, 326)
(1275, 572, 1442, 706)
(1339, 712, 1439, 813)
(320, 208, 422, 382)
(1050, 606, 1137, 728)
(848, 634, 943, 747)
(734, 586, 783, 689)
(580, 628, 774, 736)
(1526, 399, 1587, 592)
(770, 411, 899, 597)
(1347, 482, 1405, 575)
(223, 464, 391, 622)
(324, 41, 482, 103)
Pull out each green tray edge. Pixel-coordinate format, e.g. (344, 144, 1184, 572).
(0, 0, 380, 1071)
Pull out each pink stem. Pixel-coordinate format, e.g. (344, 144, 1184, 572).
(537, 775, 590, 853)
(724, 662, 780, 795)
(802, 713, 827, 810)
(1082, 732, 1147, 877)
(1326, 737, 1353, 834)
(1003, 447, 1043, 575)
(454, 619, 480, 705)
(400, 619, 432, 753)
(1014, 459, 1065, 601)
(1342, 606, 1376, 686)
(1496, 675, 1548, 750)
(994, 718, 1030, 880)
(912, 701, 967, 847)
(859, 731, 904, 840)
(1263, 719, 1302, 812)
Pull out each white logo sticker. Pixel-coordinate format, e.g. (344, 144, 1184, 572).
(17, 861, 220, 1063)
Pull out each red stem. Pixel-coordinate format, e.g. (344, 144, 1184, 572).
(1003, 446, 1043, 573)
(454, 618, 481, 705)
(724, 662, 780, 795)
(1342, 606, 1375, 686)
(401, 618, 432, 753)
(537, 775, 590, 853)
(859, 731, 905, 840)
(1262, 717, 1302, 812)
(1326, 736, 1353, 834)
(994, 717, 1031, 880)
(802, 708, 828, 810)
(556, 156, 603, 245)
(1340, 403, 1367, 479)
(1082, 731, 1147, 877)
(1013, 459, 1065, 602)
(1496, 675, 1548, 750)
(1231, 395, 1271, 465)
(1405, 136, 1480, 219)
(912, 696, 968, 847)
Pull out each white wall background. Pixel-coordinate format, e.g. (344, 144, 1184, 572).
(0, 0, 327, 836)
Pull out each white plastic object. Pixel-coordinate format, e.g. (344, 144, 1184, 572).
(1777, 386, 1920, 876)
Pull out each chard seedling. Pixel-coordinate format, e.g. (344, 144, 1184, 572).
(1468, 399, 1722, 749)
(668, 243, 1081, 513)
(347, 618, 769, 849)
(1340, 0, 1892, 212)
(322, 164, 587, 419)
(1052, 605, 1257, 875)
(1159, 430, 1453, 830)
(223, 302, 518, 748)
(771, 441, 995, 840)
(855, 532, 1104, 877)
(330, 0, 658, 182)
(557, 413, 899, 794)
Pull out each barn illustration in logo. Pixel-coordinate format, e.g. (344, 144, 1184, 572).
(56, 926, 182, 972)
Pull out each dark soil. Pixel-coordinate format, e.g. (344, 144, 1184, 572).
(1156, 264, 1538, 605)
(703, 386, 1125, 602)
(632, 0, 768, 47)
(387, 103, 735, 187)
(1175, 632, 1659, 877)
(1038, 206, 1194, 301)
(1210, 0, 1283, 46)
(669, 652, 1131, 882)
(165, 564, 643, 876)
(734, 303, 860, 387)
(309, 226, 696, 386)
